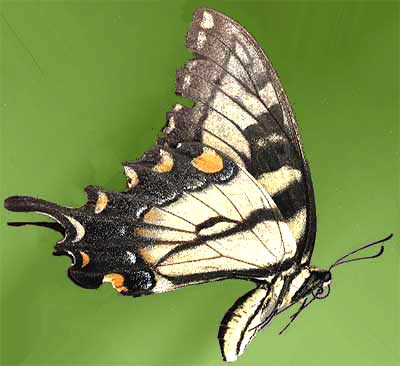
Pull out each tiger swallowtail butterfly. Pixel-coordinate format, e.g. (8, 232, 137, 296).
(4, 8, 393, 362)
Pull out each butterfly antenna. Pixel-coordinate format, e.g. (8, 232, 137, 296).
(329, 233, 393, 270)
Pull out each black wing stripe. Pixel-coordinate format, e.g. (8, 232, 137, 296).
(212, 184, 276, 258)
(271, 180, 306, 220)
(141, 223, 196, 235)
(205, 182, 277, 258)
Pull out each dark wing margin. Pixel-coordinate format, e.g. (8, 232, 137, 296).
(159, 8, 316, 264)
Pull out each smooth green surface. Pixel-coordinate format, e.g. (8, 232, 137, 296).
(1, 1, 398, 365)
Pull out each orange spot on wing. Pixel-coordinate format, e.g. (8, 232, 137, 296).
(80, 251, 90, 267)
(124, 166, 139, 189)
(192, 150, 223, 173)
(153, 150, 174, 173)
(103, 273, 128, 293)
(134, 227, 147, 237)
(143, 208, 159, 224)
(95, 192, 108, 214)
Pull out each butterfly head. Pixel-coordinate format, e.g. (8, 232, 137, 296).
(308, 268, 332, 299)
(4, 188, 155, 295)
(289, 267, 332, 305)
(294, 233, 394, 303)
(279, 234, 393, 335)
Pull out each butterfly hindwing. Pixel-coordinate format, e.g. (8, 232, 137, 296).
(125, 143, 297, 294)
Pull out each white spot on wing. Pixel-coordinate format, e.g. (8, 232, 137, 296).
(65, 215, 85, 243)
(259, 82, 279, 108)
(173, 104, 183, 111)
(200, 11, 214, 29)
(197, 30, 207, 48)
(126, 251, 136, 264)
(183, 75, 191, 90)
(266, 133, 286, 144)
(66, 250, 76, 265)
(164, 115, 175, 134)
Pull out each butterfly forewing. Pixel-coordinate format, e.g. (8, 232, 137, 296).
(160, 8, 316, 264)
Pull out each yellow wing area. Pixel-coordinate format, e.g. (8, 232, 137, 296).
(135, 163, 296, 293)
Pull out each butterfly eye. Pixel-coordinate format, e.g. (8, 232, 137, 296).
(323, 271, 332, 282)
(313, 285, 331, 300)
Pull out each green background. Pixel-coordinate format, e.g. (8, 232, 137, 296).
(1, 1, 398, 365)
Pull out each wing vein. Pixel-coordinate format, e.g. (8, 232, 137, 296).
(202, 127, 246, 161)
(238, 166, 286, 262)
(157, 206, 197, 227)
(188, 72, 261, 127)
(183, 191, 223, 218)
(209, 240, 265, 268)
(212, 183, 276, 259)
(202, 29, 291, 142)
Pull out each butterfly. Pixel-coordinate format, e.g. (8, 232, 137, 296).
(4, 8, 393, 362)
